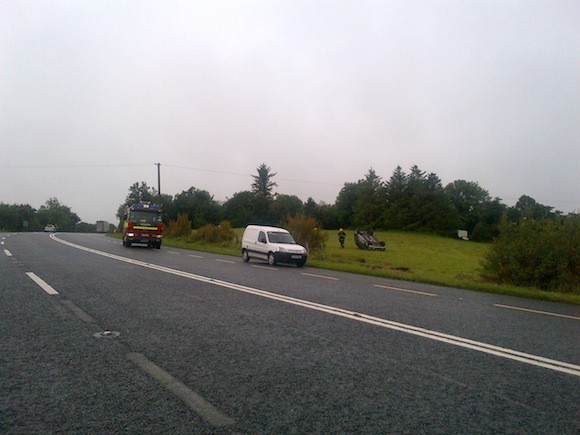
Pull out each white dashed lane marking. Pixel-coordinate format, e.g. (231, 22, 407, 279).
(494, 304, 580, 321)
(301, 272, 339, 281)
(373, 284, 438, 297)
(26, 272, 59, 295)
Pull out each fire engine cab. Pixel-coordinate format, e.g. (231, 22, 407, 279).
(122, 203, 163, 249)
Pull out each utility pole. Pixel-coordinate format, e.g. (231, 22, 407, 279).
(155, 162, 161, 204)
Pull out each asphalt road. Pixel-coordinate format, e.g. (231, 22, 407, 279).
(1, 232, 579, 433)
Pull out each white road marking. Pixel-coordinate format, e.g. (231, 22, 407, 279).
(61, 300, 98, 323)
(50, 234, 580, 377)
(373, 284, 438, 297)
(168, 251, 180, 255)
(252, 265, 278, 271)
(3, 249, 11, 256)
(127, 352, 234, 427)
(301, 272, 339, 281)
(494, 304, 580, 321)
(189, 254, 204, 259)
(26, 272, 59, 295)
(1, 241, 4, 245)
(215, 259, 235, 264)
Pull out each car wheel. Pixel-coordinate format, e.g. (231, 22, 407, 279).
(268, 253, 277, 266)
(242, 250, 250, 262)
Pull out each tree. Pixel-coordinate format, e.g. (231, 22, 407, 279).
(352, 168, 385, 229)
(165, 213, 193, 238)
(382, 165, 456, 234)
(251, 163, 278, 223)
(281, 214, 328, 253)
(270, 194, 304, 223)
(37, 198, 80, 231)
(445, 180, 492, 235)
(172, 187, 221, 229)
(125, 181, 156, 205)
(251, 163, 277, 198)
(483, 214, 579, 292)
(0, 203, 38, 231)
(335, 182, 358, 228)
(470, 197, 506, 241)
(383, 166, 408, 229)
(222, 191, 255, 228)
(513, 195, 556, 220)
(304, 197, 318, 217)
(116, 181, 158, 224)
(304, 198, 339, 230)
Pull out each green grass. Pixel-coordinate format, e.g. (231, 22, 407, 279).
(109, 230, 579, 304)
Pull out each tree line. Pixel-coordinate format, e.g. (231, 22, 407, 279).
(0, 198, 87, 232)
(1, 163, 570, 240)
(2, 163, 576, 291)
(115, 163, 570, 242)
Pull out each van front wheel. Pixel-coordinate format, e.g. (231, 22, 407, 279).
(268, 253, 277, 266)
(242, 250, 250, 262)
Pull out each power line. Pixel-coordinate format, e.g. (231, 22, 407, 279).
(0, 163, 151, 169)
(164, 163, 340, 187)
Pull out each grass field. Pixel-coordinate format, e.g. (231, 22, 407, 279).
(111, 229, 579, 304)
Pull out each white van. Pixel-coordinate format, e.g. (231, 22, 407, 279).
(241, 225, 308, 267)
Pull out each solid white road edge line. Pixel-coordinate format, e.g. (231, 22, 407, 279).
(50, 233, 580, 377)
(26, 272, 59, 295)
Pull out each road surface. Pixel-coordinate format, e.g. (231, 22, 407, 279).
(1, 232, 578, 433)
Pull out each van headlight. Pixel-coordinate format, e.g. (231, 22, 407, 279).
(278, 247, 287, 253)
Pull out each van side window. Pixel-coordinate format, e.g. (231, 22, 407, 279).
(258, 231, 267, 243)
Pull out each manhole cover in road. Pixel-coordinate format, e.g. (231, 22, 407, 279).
(93, 330, 120, 339)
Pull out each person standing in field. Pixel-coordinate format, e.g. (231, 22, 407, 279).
(338, 228, 346, 248)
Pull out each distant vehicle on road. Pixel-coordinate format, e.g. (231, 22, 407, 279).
(122, 203, 163, 249)
(44, 224, 56, 232)
(96, 220, 109, 233)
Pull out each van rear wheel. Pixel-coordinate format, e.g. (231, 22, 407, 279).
(268, 253, 277, 266)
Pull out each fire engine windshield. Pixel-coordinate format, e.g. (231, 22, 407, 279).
(129, 211, 162, 225)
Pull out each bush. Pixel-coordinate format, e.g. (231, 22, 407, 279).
(483, 214, 579, 293)
(282, 214, 328, 253)
(190, 221, 236, 245)
(165, 213, 192, 238)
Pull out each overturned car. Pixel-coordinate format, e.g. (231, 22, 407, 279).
(354, 230, 386, 251)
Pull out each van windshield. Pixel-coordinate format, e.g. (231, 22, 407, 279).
(267, 231, 296, 244)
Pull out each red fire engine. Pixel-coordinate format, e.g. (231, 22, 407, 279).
(122, 203, 163, 249)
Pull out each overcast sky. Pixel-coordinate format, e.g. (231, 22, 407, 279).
(1, 0, 578, 224)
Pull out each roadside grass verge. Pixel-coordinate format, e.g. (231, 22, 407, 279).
(109, 230, 579, 304)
